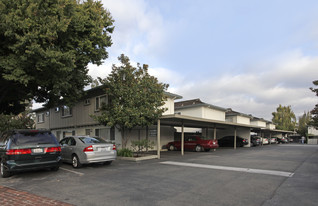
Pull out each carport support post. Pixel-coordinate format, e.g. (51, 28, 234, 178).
(181, 123, 184, 156)
(214, 125, 217, 152)
(234, 127, 237, 150)
(157, 119, 161, 159)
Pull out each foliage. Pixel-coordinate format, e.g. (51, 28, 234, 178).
(310, 80, 318, 128)
(117, 148, 133, 157)
(0, 110, 35, 140)
(297, 111, 311, 137)
(131, 139, 155, 157)
(272, 105, 296, 131)
(0, 0, 114, 115)
(93, 54, 168, 148)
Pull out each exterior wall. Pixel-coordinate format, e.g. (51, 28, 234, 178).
(202, 107, 225, 121)
(308, 126, 318, 136)
(175, 106, 225, 121)
(176, 107, 203, 118)
(124, 126, 175, 150)
(226, 116, 250, 125)
(266, 123, 276, 130)
(250, 120, 266, 127)
(162, 98, 175, 115)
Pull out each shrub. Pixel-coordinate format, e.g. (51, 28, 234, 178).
(117, 148, 133, 157)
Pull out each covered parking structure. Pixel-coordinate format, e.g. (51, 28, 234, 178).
(156, 114, 266, 159)
(251, 127, 295, 144)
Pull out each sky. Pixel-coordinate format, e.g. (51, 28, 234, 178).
(86, 0, 318, 121)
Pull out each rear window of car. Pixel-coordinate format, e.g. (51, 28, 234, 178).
(78, 137, 107, 144)
(11, 132, 58, 146)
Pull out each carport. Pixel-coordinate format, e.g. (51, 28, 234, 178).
(251, 128, 295, 144)
(156, 114, 264, 159)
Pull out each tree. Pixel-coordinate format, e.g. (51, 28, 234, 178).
(310, 80, 318, 128)
(93, 54, 169, 148)
(297, 111, 311, 137)
(272, 105, 296, 131)
(0, 108, 35, 140)
(0, 0, 114, 115)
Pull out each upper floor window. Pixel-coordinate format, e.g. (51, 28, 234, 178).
(95, 95, 107, 111)
(84, 99, 90, 106)
(37, 113, 44, 123)
(55, 107, 60, 112)
(61, 106, 72, 117)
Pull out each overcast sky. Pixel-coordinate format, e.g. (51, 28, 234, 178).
(86, 0, 318, 121)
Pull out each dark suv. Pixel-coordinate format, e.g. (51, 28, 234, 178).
(0, 129, 61, 178)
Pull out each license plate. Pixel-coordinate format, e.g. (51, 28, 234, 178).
(99, 147, 110, 151)
(32, 148, 43, 153)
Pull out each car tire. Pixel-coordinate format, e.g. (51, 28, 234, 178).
(195, 145, 203, 152)
(168, 144, 176, 151)
(104, 161, 112, 165)
(72, 154, 82, 168)
(1, 160, 11, 178)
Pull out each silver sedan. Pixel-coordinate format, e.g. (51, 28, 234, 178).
(59, 136, 117, 168)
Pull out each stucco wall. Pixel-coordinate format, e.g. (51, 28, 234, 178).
(202, 107, 225, 121)
(250, 120, 266, 127)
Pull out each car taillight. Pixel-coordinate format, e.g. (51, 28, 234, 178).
(113, 145, 116, 150)
(45, 147, 61, 153)
(83, 145, 94, 152)
(6, 149, 32, 155)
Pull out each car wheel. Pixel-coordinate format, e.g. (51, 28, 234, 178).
(104, 161, 112, 165)
(195, 145, 203, 152)
(72, 154, 82, 168)
(1, 160, 11, 178)
(169, 144, 176, 151)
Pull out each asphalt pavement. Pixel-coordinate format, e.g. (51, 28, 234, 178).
(0, 143, 317, 206)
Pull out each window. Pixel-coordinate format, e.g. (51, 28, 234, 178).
(45, 111, 50, 116)
(61, 106, 72, 117)
(37, 113, 44, 123)
(95, 95, 107, 111)
(84, 99, 90, 105)
(55, 107, 60, 112)
(85, 129, 91, 136)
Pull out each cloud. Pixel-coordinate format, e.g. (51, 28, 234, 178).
(166, 50, 318, 120)
(101, 0, 167, 57)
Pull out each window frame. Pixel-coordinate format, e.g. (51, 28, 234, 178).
(61, 106, 72, 117)
(95, 95, 108, 111)
(37, 113, 45, 123)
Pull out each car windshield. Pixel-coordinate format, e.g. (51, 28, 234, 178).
(78, 137, 107, 144)
(11, 132, 58, 146)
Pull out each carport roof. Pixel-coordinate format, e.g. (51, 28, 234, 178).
(159, 114, 264, 129)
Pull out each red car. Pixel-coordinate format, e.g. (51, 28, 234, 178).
(166, 135, 219, 152)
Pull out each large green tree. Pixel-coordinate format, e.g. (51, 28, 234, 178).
(272, 105, 296, 131)
(94, 54, 169, 148)
(310, 80, 318, 128)
(297, 111, 311, 137)
(0, 0, 114, 115)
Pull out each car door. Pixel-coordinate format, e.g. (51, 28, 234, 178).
(184, 136, 196, 150)
(60, 138, 71, 162)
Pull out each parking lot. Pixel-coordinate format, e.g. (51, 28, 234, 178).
(1, 144, 318, 206)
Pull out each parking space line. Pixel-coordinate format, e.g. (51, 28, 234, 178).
(60, 167, 85, 176)
(160, 161, 294, 177)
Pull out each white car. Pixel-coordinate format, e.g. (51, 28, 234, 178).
(60, 136, 117, 168)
